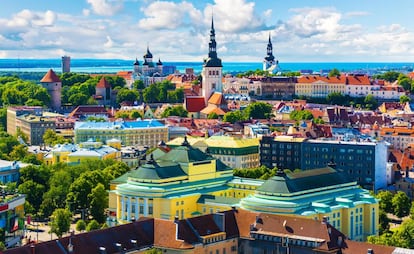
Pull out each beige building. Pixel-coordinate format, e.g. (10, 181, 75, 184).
(296, 75, 346, 98)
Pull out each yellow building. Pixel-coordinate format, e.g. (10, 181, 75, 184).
(43, 141, 121, 165)
(167, 135, 260, 169)
(109, 138, 379, 241)
(296, 75, 346, 98)
(74, 119, 168, 147)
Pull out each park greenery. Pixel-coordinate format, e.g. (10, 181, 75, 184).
(367, 190, 414, 248)
(223, 101, 273, 123)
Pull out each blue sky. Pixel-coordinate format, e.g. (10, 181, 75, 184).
(0, 0, 413, 62)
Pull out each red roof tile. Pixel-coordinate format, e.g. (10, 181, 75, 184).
(40, 69, 61, 83)
(185, 96, 206, 112)
(96, 77, 111, 88)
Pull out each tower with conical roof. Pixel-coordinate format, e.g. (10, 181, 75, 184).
(40, 69, 61, 111)
(201, 16, 223, 103)
(263, 33, 279, 74)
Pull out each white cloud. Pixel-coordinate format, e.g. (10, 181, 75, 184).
(104, 35, 114, 48)
(83, 9, 91, 16)
(87, 0, 123, 16)
(205, 0, 267, 33)
(138, 1, 202, 30)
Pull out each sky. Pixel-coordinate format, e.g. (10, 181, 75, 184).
(0, 0, 414, 62)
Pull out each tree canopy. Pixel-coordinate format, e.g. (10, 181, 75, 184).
(244, 102, 273, 119)
(50, 208, 72, 238)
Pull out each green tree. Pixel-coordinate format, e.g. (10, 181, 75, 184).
(376, 191, 394, 213)
(328, 68, 341, 77)
(208, 112, 219, 119)
(133, 80, 145, 90)
(68, 93, 89, 106)
(390, 219, 414, 248)
(18, 180, 45, 214)
(378, 209, 390, 234)
(327, 92, 346, 105)
(116, 88, 139, 104)
(289, 110, 314, 121)
(363, 94, 378, 110)
(86, 219, 100, 232)
(400, 95, 411, 104)
(244, 102, 272, 119)
(129, 110, 142, 119)
(9, 144, 29, 161)
(50, 208, 72, 238)
(88, 183, 108, 223)
(161, 105, 188, 118)
(75, 219, 86, 232)
(143, 84, 160, 103)
(392, 191, 411, 218)
(223, 110, 245, 123)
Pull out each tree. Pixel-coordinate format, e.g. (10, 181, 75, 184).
(328, 68, 341, 77)
(390, 219, 414, 248)
(363, 94, 378, 110)
(161, 105, 188, 118)
(143, 84, 160, 103)
(244, 102, 272, 119)
(18, 180, 45, 214)
(327, 92, 346, 105)
(68, 93, 89, 106)
(289, 110, 314, 121)
(208, 112, 219, 119)
(43, 129, 70, 146)
(398, 76, 412, 91)
(50, 208, 72, 238)
(116, 88, 139, 104)
(86, 219, 100, 232)
(9, 144, 29, 161)
(75, 219, 86, 232)
(223, 110, 245, 123)
(376, 191, 393, 213)
(129, 110, 142, 120)
(378, 209, 390, 234)
(133, 80, 145, 90)
(88, 183, 108, 223)
(392, 191, 411, 218)
(400, 95, 411, 104)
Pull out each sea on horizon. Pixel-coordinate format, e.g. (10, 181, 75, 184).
(0, 58, 413, 75)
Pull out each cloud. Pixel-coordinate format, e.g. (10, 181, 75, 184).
(345, 11, 370, 17)
(205, 0, 268, 33)
(86, 0, 123, 16)
(104, 35, 114, 48)
(138, 1, 202, 30)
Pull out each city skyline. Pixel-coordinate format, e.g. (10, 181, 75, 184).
(0, 0, 414, 62)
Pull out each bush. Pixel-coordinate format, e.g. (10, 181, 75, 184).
(75, 219, 86, 232)
(86, 219, 100, 232)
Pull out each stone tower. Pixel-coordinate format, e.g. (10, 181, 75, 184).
(40, 69, 62, 111)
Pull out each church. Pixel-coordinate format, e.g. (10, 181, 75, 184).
(184, 17, 227, 118)
(132, 47, 166, 86)
(263, 34, 280, 74)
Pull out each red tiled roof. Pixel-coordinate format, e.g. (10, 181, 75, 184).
(185, 96, 205, 112)
(40, 69, 61, 83)
(69, 105, 110, 118)
(96, 77, 111, 88)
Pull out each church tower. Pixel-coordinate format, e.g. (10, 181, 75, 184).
(263, 33, 279, 74)
(201, 17, 223, 103)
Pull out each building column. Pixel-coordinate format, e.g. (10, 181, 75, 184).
(127, 197, 132, 221)
(144, 198, 148, 216)
(135, 198, 139, 219)
(121, 196, 125, 221)
(116, 195, 120, 221)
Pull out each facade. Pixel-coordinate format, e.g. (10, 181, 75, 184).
(43, 141, 121, 165)
(201, 18, 223, 104)
(260, 135, 389, 191)
(0, 194, 25, 248)
(167, 135, 260, 169)
(6, 106, 43, 137)
(380, 126, 414, 150)
(0, 160, 28, 184)
(252, 76, 296, 99)
(109, 139, 378, 241)
(15, 115, 56, 145)
(40, 69, 62, 111)
(263, 34, 279, 74)
(296, 75, 347, 98)
(74, 119, 168, 147)
(240, 168, 378, 241)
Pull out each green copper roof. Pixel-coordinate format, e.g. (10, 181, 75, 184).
(129, 161, 186, 180)
(258, 167, 353, 195)
(159, 145, 213, 163)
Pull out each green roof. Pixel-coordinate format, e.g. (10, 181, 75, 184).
(159, 145, 212, 163)
(258, 167, 353, 194)
(128, 161, 186, 180)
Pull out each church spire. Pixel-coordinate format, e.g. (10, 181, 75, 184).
(208, 15, 217, 59)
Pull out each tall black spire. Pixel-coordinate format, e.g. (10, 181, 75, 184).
(204, 16, 222, 67)
(265, 33, 275, 61)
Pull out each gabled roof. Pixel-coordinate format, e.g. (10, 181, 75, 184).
(200, 104, 226, 115)
(185, 96, 206, 112)
(96, 77, 111, 89)
(40, 69, 61, 83)
(208, 92, 225, 105)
